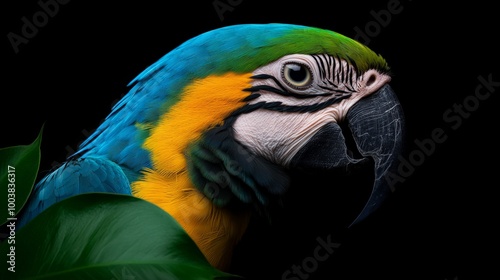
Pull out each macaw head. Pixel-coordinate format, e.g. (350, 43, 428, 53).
(111, 23, 404, 226)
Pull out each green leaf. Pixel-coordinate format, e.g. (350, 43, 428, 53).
(1, 193, 240, 280)
(0, 125, 43, 226)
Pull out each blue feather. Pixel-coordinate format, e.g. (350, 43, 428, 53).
(18, 157, 131, 228)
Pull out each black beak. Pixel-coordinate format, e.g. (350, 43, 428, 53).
(346, 84, 405, 226)
(290, 84, 405, 226)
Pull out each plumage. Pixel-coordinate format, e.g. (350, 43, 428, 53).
(18, 23, 401, 271)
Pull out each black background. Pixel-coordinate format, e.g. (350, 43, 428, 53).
(2, 1, 498, 279)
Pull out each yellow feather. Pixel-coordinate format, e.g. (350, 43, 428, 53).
(133, 73, 253, 269)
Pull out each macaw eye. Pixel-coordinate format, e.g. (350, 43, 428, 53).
(282, 62, 313, 89)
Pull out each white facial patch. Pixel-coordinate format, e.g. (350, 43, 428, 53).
(232, 54, 391, 166)
(233, 106, 341, 166)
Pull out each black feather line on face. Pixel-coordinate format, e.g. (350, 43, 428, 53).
(312, 55, 327, 81)
(317, 85, 353, 94)
(229, 92, 351, 123)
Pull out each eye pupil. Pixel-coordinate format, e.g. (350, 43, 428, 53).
(283, 63, 312, 88)
(287, 64, 307, 82)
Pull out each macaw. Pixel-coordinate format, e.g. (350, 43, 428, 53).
(18, 23, 404, 270)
